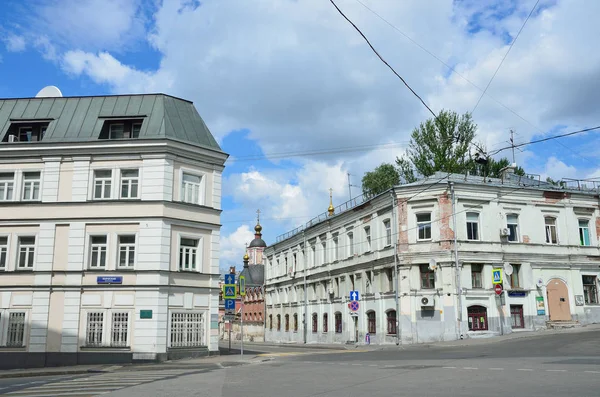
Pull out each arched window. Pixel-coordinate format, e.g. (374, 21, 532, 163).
(367, 311, 376, 334)
(269, 314, 272, 330)
(293, 313, 298, 332)
(386, 310, 397, 335)
(334, 312, 342, 333)
(276, 314, 281, 331)
(285, 314, 290, 331)
(312, 313, 318, 333)
(323, 313, 328, 333)
(467, 305, 488, 331)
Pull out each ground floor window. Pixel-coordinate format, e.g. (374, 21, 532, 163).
(467, 305, 488, 331)
(269, 314, 272, 330)
(0, 311, 26, 347)
(170, 312, 203, 348)
(583, 275, 598, 304)
(323, 313, 328, 333)
(367, 311, 376, 334)
(386, 310, 397, 335)
(312, 313, 318, 333)
(335, 312, 342, 333)
(85, 310, 130, 347)
(285, 314, 290, 331)
(277, 314, 281, 331)
(293, 314, 298, 332)
(510, 305, 524, 329)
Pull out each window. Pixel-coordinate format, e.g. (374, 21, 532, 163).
(285, 314, 289, 332)
(179, 238, 199, 271)
(507, 214, 519, 242)
(4, 122, 47, 142)
(6, 312, 26, 347)
(111, 312, 129, 347)
(0, 173, 14, 201)
(312, 313, 318, 333)
(0, 237, 7, 270)
(367, 311, 376, 334)
(89, 236, 107, 268)
(109, 124, 125, 139)
(384, 219, 392, 246)
(17, 236, 35, 269)
(364, 226, 371, 251)
(579, 219, 591, 246)
(22, 171, 41, 201)
(170, 312, 203, 347)
(93, 170, 112, 199)
(323, 313, 328, 333)
(269, 314, 273, 330)
(509, 264, 521, 288)
(120, 169, 139, 199)
(471, 264, 483, 289)
(467, 306, 488, 331)
(118, 235, 135, 268)
(387, 310, 397, 335)
(545, 217, 558, 244)
(181, 173, 202, 204)
(347, 232, 354, 257)
(332, 236, 338, 261)
(417, 213, 432, 240)
(99, 120, 143, 140)
(277, 314, 281, 331)
(583, 275, 598, 304)
(466, 212, 479, 240)
(510, 305, 524, 329)
(132, 123, 142, 138)
(321, 241, 326, 264)
(386, 268, 393, 292)
(293, 314, 298, 332)
(420, 264, 435, 289)
(335, 312, 342, 333)
(86, 312, 104, 346)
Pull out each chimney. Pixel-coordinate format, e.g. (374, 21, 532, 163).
(500, 163, 517, 181)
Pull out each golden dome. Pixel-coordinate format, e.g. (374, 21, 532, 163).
(243, 251, 249, 261)
(255, 223, 262, 233)
(327, 187, 334, 216)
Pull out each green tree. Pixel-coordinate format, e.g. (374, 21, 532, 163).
(361, 163, 400, 197)
(395, 110, 477, 183)
(468, 156, 526, 178)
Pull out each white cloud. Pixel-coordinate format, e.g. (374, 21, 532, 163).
(542, 156, 578, 181)
(3, 34, 26, 52)
(220, 224, 255, 269)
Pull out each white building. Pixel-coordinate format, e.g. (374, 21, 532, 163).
(264, 170, 600, 345)
(0, 90, 227, 369)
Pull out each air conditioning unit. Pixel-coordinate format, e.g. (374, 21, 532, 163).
(8, 135, 18, 143)
(420, 296, 434, 306)
(500, 228, 511, 237)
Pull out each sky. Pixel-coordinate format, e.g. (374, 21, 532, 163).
(1, 0, 600, 272)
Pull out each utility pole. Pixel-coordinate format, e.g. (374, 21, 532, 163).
(510, 129, 516, 164)
(347, 173, 361, 200)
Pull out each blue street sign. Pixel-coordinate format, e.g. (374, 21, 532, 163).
(224, 274, 235, 284)
(492, 269, 502, 285)
(350, 290, 360, 301)
(97, 276, 123, 284)
(224, 285, 236, 298)
(224, 299, 235, 310)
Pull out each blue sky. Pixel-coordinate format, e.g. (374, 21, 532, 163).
(1, 0, 599, 270)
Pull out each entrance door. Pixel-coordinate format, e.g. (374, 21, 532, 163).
(353, 316, 358, 342)
(547, 278, 572, 321)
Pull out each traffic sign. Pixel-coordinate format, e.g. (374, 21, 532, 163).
(494, 284, 503, 295)
(349, 300, 359, 312)
(349, 290, 360, 301)
(223, 285, 236, 298)
(239, 275, 246, 296)
(492, 268, 503, 285)
(224, 314, 235, 322)
(224, 274, 235, 284)
(224, 298, 235, 310)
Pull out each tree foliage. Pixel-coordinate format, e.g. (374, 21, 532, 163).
(361, 163, 400, 197)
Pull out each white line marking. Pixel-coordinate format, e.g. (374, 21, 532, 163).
(489, 368, 504, 370)
(463, 367, 478, 370)
(442, 366, 456, 369)
(369, 364, 378, 367)
(546, 369, 567, 372)
(339, 363, 348, 366)
(517, 369, 533, 371)
(351, 363, 362, 366)
(584, 370, 600, 374)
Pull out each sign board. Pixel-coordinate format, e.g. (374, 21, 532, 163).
(224, 314, 236, 322)
(140, 310, 153, 319)
(494, 284, 503, 295)
(536, 296, 545, 315)
(97, 276, 123, 284)
(349, 290, 360, 301)
(224, 299, 235, 310)
(239, 275, 246, 296)
(507, 291, 526, 297)
(223, 285, 236, 298)
(224, 274, 235, 285)
(492, 268, 503, 285)
(575, 295, 584, 306)
(349, 301, 359, 312)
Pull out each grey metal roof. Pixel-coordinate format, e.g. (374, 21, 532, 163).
(239, 265, 265, 287)
(0, 94, 222, 151)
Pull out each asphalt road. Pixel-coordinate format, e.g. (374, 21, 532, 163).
(2, 329, 599, 396)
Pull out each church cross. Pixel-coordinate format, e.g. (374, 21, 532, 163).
(256, 209, 261, 223)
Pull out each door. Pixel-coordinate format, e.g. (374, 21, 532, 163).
(547, 278, 572, 321)
(353, 316, 358, 342)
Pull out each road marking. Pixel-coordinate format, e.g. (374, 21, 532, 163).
(351, 363, 362, 366)
(369, 364, 378, 367)
(463, 367, 478, 370)
(489, 368, 504, 370)
(517, 369, 533, 371)
(546, 369, 567, 372)
(442, 366, 456, 369)
(584, 370, 600, 374)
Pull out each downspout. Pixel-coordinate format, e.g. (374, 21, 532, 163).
(391, 190, 401, 345)
(450, 182, 463, 339)
(303, 230, 307, 344)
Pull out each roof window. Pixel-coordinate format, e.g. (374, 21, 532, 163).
(99, 119, 143, 140)
(3, 121, 50, 143)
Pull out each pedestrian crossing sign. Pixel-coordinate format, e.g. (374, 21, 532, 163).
(223, 285, 236, 298)
(492, 268, 503, 285)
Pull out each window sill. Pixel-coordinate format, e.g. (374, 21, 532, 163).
(81, 346, 131, 351)
(15, 268, 34, 272)
(0, 345, 26, 350)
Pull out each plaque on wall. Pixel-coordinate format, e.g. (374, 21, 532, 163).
(575, 295, 585, 306)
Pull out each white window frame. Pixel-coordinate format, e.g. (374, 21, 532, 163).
(117, 234, 137, 269)
(578, 218, 591, 247)
(92, 169, 113, 200)
(582, 275, 598, 305)
(416, 212, 432, 241)
(347, 231, 354, 257)
(132, 123, 142, 138)
(506, 213, 519, 242)
(0, 309, 28, 347)
(83, 309, 131, 348)
(168, 311, 206, 348)
(364, 226, 371, 252)
(179, 168, 206, 206)
(0, 172, 15, 201)
(0, 234, 8, 271)
(88, 234, 108, 269)
(16, 235, 36, 270)
(332, 235, 338, 262)
(178, 234, 203, 272)
(119, 169, 140, 199)
(544, 216, 558, 245)
(109, 123, 125, 139)
(466, 212, 480, 241)
(383, 219, 392, 247)
(21, 171, 41, 201)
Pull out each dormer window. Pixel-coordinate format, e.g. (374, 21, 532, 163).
(3, 120, 50, 142)
(99, 119, 143, 140)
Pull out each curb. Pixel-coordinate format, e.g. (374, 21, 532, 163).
(222, 342, 350, 351)
(0, 368, 110, 379)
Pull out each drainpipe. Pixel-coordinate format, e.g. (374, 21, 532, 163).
(303, 230, 307, 344)
(450, 182, 463, 338)
(391, 190, 401, 345)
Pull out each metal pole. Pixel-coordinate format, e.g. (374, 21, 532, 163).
(228, 322, 231, 353)
(450, 182, 463, 338)
(303, 231, 308, 344)
(241, 302, 244, 358)
(391, 191, 401, 345)
(348, 172, 353, 200)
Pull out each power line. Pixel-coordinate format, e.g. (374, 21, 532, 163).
(471, 0, 540, 114)
(328, 0, 438, 120)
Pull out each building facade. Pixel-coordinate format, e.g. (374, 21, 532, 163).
(264, 170, 600, 345)
(0, 91, 227, 369)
